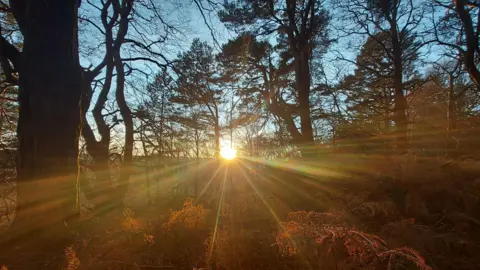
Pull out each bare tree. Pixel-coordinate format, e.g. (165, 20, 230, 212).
(78, 0, 179, 212)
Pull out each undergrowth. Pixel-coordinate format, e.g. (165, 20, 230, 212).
(1, 155, 480, 269)
(276, 211, 431, 269)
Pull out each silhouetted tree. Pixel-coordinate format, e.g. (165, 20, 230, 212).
(137, 71, 177, 157)
(1, 0, 83, 243)
(79, 0, 134, 214)
(429, 0, 480, 89)
(172, 39, 223, 158)
(219, 0, 331, 156)
(217, 33, 308, 156)
(79, 0, 175, 213)
(340, 31, 420, 144)
(337, 0, 425, 152)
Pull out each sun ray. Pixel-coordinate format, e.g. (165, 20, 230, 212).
(208, 166, 228, 261)
(195, 162, 224, 202)
(237, 159, 313, 269)
(242, 162, 326, 209)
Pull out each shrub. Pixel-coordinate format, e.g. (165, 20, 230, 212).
(165, 199, 207, 230)
(276, 211, 431, 270)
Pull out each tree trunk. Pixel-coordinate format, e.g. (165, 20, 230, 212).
(447, 74, 457, 132)
(81, 114, 113, 213)
(331, 125, 337, 154)
(159, 91, 165, 158)
(113, 51, 132, 208)
(12, 0, 82, 243)
(79, 0, 124, 215)
(391, 25, 408, 153)
(195, 127, 200, 159)
(214, 122, 221, 159)
(81, 105, 114, 214)
(214, 107, 221, 159)
(141, 129, 151, 205)
(91, 154, 113, 211)
(284, 0, 316, 158)
(296, 51, 315, 158)
(447, 74, 458, 153)
(454, 0, 480, 89)
(170, 133, 174, 157)
(392, 74, 408, 152)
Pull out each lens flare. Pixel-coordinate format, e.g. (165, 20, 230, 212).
(220, 147, 237, 160)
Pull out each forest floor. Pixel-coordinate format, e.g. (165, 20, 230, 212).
(1, 154, 480, 269)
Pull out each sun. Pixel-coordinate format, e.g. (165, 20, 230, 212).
(220, 147, 237, 160)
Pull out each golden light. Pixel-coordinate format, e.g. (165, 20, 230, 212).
(220, 147, 237, 160)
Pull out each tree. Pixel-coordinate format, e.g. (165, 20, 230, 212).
(79, 0, 178, 213)
(217, 33, 302, 157)
(137, 71, 176, 157)
(0, 83, 17, 225)
(219, 0, 331, 156)
(340, 31, 420, 146)
(79, 0, 134, 214)
(0, 0, 82, 243)
(0, 3, 18, 160)
(429, 0, 480, 88)
(174, 110, 211, 159)
(424, 59, 478, 153)
(172, 39, 223, 158)
(433, 60, 463, 134)
(337, 0, 425, 152)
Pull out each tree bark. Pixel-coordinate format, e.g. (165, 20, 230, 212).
(447, 74, 458, 153)
(113, 50, 132, 208)
(390, 21, 408, 153)
(80, 96, 113, 213)
(79, 0, 132, 214)
(454, 0, 480, 88)
(214, 117, 220, 159)
(447, 74, 457, 132)
(81, 75, 114, 214)
(79, 0, 116, 213)
(159, 89, 165, 158)
(285, 0, 316, 158)
(195, 127, 200, 159)
(140, 127, 151, 204)
(11, 0, 82, 243)
(296, 50, 316, 157)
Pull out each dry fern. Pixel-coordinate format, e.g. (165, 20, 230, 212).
(351, 200, 398, 217)
(378, 247, 432, 270)
(165, 199, 207, 230)
(143, 234, 155, 245)
(276, 211, 431, 269)
(64, 246, 80, 270)
(121, 208, 143, 233)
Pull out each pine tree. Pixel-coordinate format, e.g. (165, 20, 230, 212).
(172, 39, 223, 158)
(218, 0, 331, 157)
